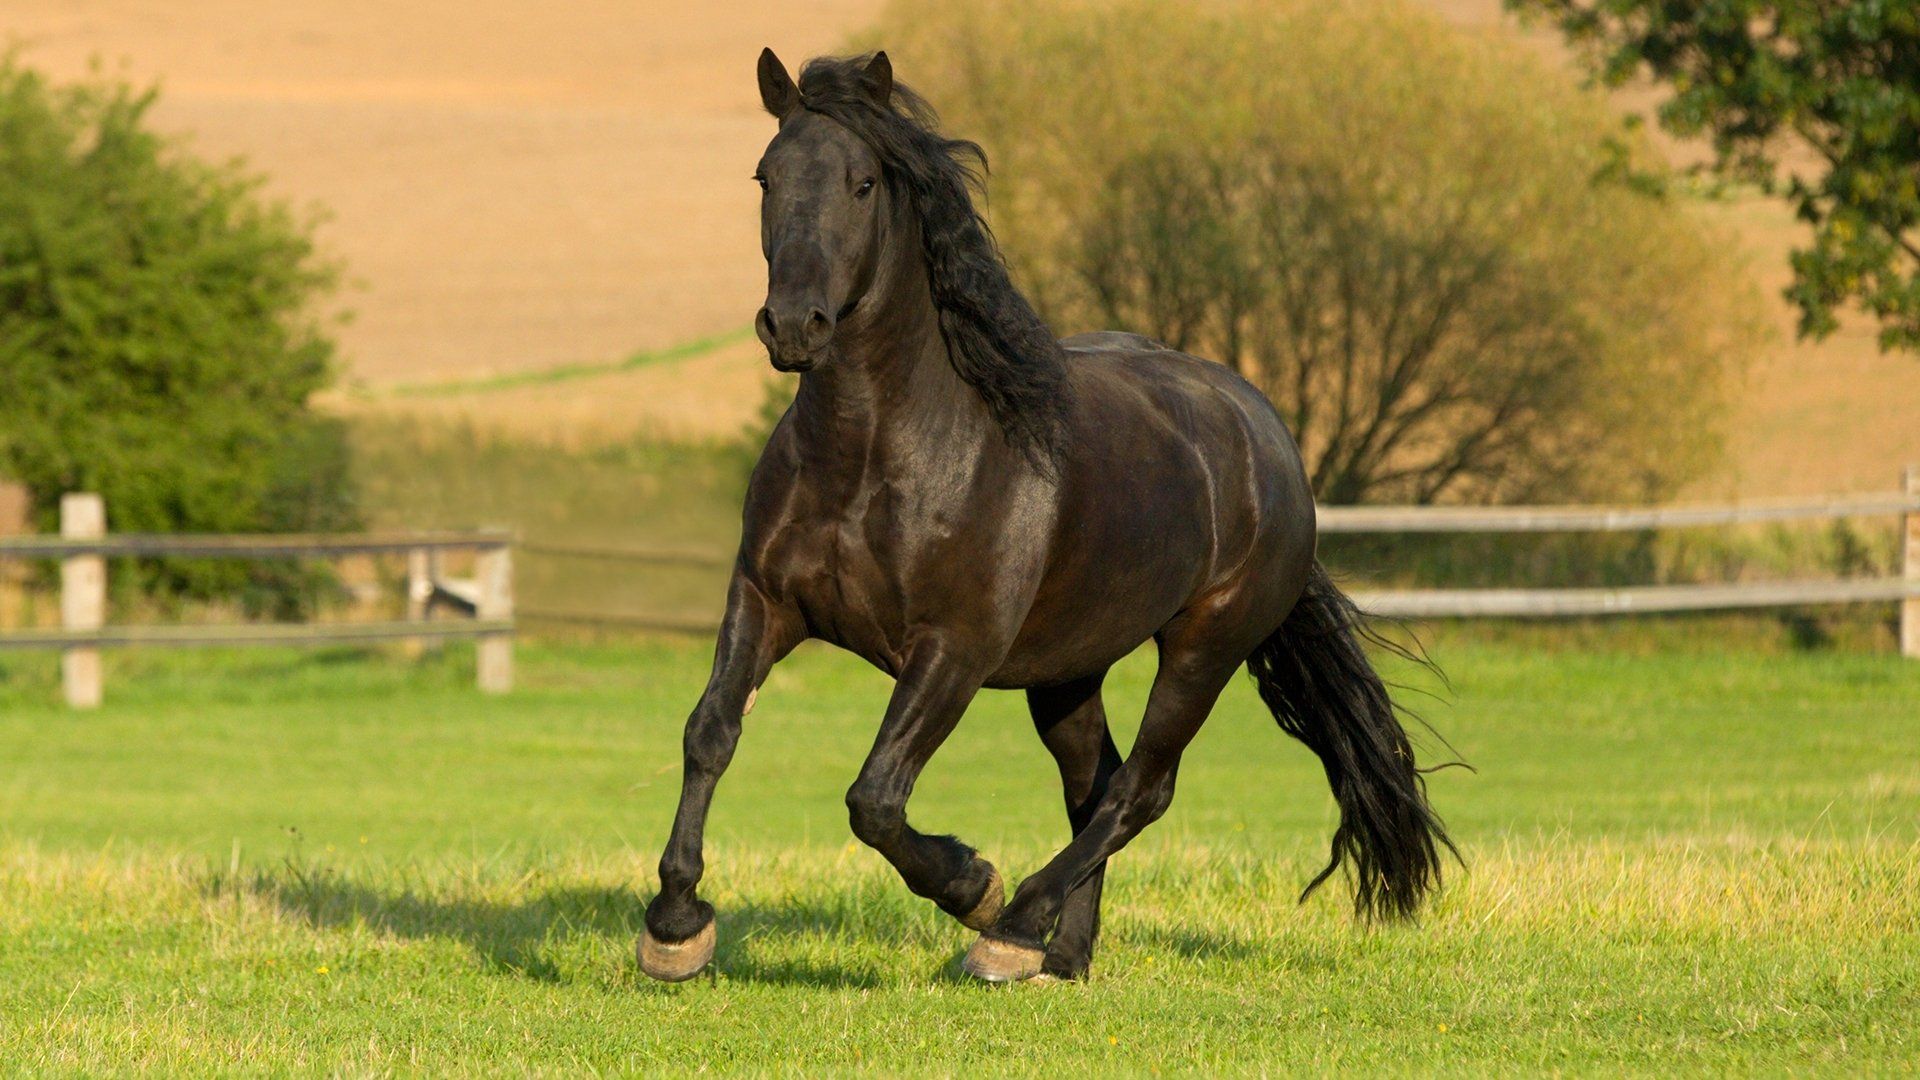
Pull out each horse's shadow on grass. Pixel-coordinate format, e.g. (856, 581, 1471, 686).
(230, 865, 906, 989)
(231, 864, 1282, 989)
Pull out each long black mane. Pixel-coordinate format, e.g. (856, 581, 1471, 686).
(795, 55, 1068, 465)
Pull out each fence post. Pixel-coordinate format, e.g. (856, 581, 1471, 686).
(1903, 465, 1919, 659)
(0, 481, 27, 631)
(475, 541, 513, 693)
(405, 547, 431, 656)
(60, 493, 106, 709)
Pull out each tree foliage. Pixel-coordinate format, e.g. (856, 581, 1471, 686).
(0, 55, 355, 602)
(1508, 0, 1920, 351)
(872, 0, 1761, 504)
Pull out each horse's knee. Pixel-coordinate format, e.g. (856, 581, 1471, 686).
(682, 705, 741, 775)
(845, 780, 904, 847)
(1145, 771, 1178, 818)
(1116, 769, 1179, 832)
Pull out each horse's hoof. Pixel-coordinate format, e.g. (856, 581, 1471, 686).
(961, 935, 1046, 984)
(958, 863, 1004, 932)
(638, 921, 715, 983)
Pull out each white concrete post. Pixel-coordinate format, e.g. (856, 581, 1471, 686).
(475, 542, 513, 693)
(60, 493, 106, 708)
(1902, 465, 1919, 659)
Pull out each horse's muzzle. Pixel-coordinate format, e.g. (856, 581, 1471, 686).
(758, 301, 834, 372)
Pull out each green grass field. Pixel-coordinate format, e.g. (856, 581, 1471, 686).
(1, 636, 1915, 1074)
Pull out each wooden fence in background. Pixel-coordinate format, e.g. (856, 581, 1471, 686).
(11, 467, 1908, 710)
(1323, 466, 1920, 653)
(522, 467, 1920, 658)
(0, 494, 515, 707)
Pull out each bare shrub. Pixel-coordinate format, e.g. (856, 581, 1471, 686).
(872, 0, 1764, 504)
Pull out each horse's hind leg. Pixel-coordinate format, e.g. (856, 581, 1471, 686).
(1027, 672, 1122, 979)
(965, 627, 1247, 982)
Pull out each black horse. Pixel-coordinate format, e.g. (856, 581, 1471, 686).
(640, 50, 1453, 985)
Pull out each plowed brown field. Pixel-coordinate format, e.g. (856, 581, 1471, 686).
(9, 0, 1917, 492)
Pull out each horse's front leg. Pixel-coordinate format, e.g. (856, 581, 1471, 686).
(640, 575, 802, 982)
(844, 639, 1005, 931)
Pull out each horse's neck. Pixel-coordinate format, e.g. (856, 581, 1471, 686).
(794, 337, 963, 442)
(789, 247, 996, 477)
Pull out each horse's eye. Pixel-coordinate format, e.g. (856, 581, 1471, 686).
(753, 174, 768, 191)
(856, 178, 876, 198)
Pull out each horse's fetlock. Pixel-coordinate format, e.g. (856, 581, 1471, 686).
(644, 891, 713, 943)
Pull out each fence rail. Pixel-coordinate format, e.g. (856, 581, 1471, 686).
(1336, 468, 1919, 654)
(0, 529, 513, 559)
(0, 619, 516, 650)
(1316, 490, 1920, 533)
(1352, 578, 1920, 619)
(518, 541, 730, 569)
(518, 467, 1920, 658)
(0, 494, 515, 706)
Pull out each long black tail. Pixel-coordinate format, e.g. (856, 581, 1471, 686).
(1247, 561, 1458, 920)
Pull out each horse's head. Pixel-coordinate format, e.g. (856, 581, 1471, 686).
(751, 49, 894, 373)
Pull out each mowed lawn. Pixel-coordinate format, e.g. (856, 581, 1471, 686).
(0, 636, 1915, 1074)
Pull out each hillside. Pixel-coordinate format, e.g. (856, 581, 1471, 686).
(7, 0, 1917, 494)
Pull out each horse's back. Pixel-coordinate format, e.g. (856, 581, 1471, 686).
(1056, 333, 1304, 483)
(1060, 330, 1176, 355)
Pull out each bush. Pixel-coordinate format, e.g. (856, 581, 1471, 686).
(0, 54, 356, 607)
(870, 0, 1765, 504)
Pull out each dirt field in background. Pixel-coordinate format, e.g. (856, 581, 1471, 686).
(6, 0, 881, 412)
(8, 0, 1918, 494)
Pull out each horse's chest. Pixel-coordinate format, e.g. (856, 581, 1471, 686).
(749, 458, 1040, 671)
(798, 520, 897, 615)
(763, 495, 921, 660)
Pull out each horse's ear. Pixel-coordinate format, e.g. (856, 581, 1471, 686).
(758, 47, 800, 120)
(863, 52, 893, 107)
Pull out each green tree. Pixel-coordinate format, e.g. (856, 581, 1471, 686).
(0, 55, 356, 605)
(1508, 0, 1920, 351)
(873, 0, 1762, 504)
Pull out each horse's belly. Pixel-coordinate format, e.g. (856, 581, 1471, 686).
(986, 516, 1211, 688)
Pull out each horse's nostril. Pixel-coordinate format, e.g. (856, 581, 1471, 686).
(804, 308, 832, 346)
(756, 306, 777, 339)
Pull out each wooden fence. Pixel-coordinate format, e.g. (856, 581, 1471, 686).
(13, 471, 1908, 706)
(0, 494, 515, 707)
(521, 466, 1920, 658)
(1327, 466, 1920, 656)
